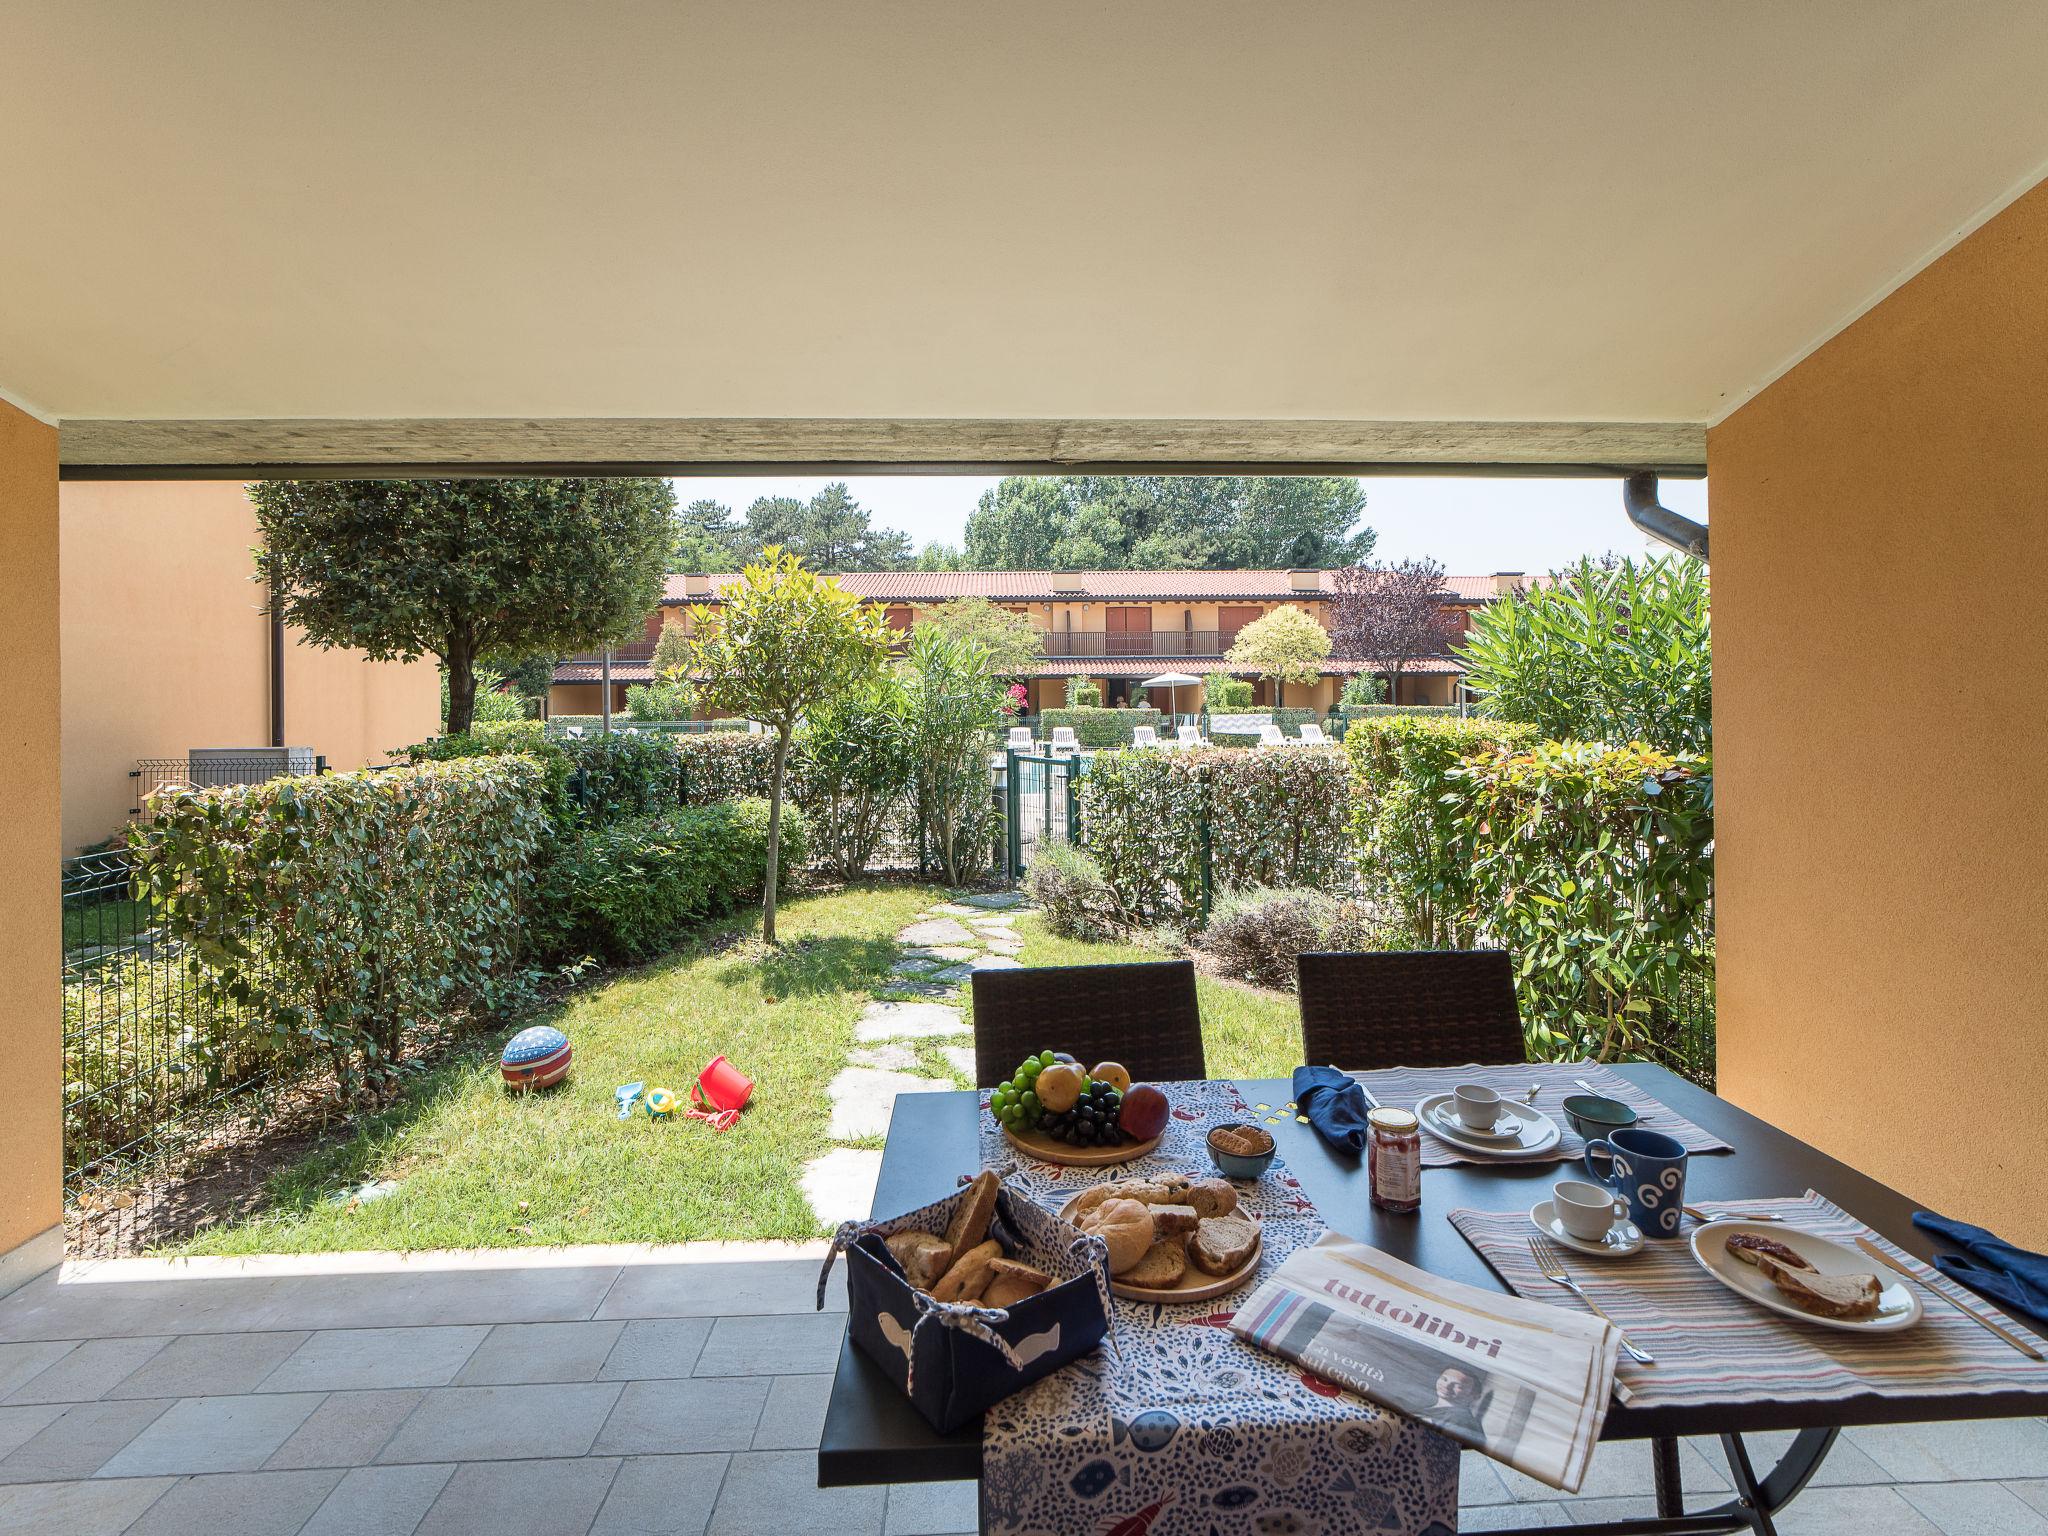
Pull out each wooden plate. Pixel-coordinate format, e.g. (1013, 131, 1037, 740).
(1002, 1121, 1160, 1166)
(1058, 1190, 1263, 1303)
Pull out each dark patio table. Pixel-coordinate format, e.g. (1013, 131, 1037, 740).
(818, 1063, 2048, 1535)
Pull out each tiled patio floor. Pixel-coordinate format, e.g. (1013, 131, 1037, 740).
(0, 1247, 2042, 1535)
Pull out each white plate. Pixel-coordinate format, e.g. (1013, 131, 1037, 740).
(1690, 1221, 1923, 1333)
(1416, 1093, 1561, 1158)
(1531, 1200, 1643, 1258)
(1426, 1098, 1521, 1142)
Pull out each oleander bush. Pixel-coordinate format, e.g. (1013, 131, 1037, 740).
(1038, 707, 1167, 749)
(1022, 842, 1129, 943)
(135, 758, 551, 1097)
(1079, 748, 1353, 931)
(799, 684, 918, 879)
(532, 797, 807, 962)
(1197, 885, 1402, 992)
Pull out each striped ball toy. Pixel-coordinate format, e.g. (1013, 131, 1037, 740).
(500, 1026, 572, 1090)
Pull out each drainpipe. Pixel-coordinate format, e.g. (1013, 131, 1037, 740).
(1623, 473, 1709, 562)
(266, 555, 286, 748)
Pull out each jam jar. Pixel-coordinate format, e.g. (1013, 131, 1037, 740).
(1367, 1106, 1422, 1213)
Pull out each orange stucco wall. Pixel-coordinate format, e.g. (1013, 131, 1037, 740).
(1709, 180, 2048, 1244)
(0, 402, 63, 1265)
(60, 482, 442, 851)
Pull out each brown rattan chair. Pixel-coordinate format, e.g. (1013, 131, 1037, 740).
(1296, 949, 1525, 1071)
(970, 960, 1206, 1088)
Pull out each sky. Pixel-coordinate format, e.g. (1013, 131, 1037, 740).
(667, 473, 1709, 574)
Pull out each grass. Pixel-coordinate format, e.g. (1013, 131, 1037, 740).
(63, 898, 149, 953)
(169, 883, 1303, 1256)
(176, 882, 939, 1255)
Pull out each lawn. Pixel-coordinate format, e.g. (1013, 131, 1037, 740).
(174, 886, 1304, 1255)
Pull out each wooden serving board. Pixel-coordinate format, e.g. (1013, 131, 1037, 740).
(1001, 1122, 1161, 1166)
(1058, 1189, 1263, 1303)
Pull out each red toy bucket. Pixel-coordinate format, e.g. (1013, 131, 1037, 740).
(688, 1055, 754, 1130)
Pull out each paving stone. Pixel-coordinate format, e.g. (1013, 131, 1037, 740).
(1849, 1420, 2048, 1483)
(707, 1449, 885, 1536)
(1774, 1484, 1942, 1536)
(0, 1474, 179, 1535)
(695, 1314, 848, 1377)
(2013, 1484, 2048, 1521)
(598, 1319, 715, 1380)
(110, 1330, 312, 1400)
(938, 1046, 976, 1079)
(597, 1260, 842, 1322)
(98, 1391, 327, 1477)
(0, 1342, 78, 1401)
(0, 1398, 168, 1482)
(0, 1402, 64, 1461)
(958, 892, 1023, 909)
(848, 1044, 920, 1071)
(594, 1376, 770, 1455)
(853, 1002, 967, 1041)
(896, 919, 974, 947)
(261, 1326, 490, 1394)
(967, 955, 1022, 971)
(751, 1374, 831, 1450)
(300, 1463, 457, 1536)
(929, 903, 979, 917)
(1688, 1430, 1891, 1489)
(1460, 1451, 1512, 1506)
(801, 1150, 882, 1224)
(826, 1067, 951, 1140)
(1498, 1435, 1726, 1502)
(1898, 1480, 2048, 1536)
(874, 980, 957, 1000)
(376, 1382, 624, 1464)
(126, 1469, 347, 1536)
(264, 1388, 426, 1470)
(4, 1334, 170, 1404)
(982, 936, 1024, 955)
(925, 964, 973, 983)
(415, 1457, 622, 1536)
(889, 957, 942, 977)
(592, 1453, 729, 1535)
(884, 1477, 979, 1534)
(905, 945, 978, 962)
(1458, 1501, 1567, 1530)
(454, 1321, 626, 1386)
(969, 914, 1017, 929)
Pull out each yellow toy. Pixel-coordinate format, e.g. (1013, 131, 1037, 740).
(644, 1088, 678, 1119)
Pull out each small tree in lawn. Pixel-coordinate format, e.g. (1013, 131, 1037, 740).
(686, 549, 892, 942)
(251, 477, 674, 734)
(1225, 605, 1331, 708)
(1330, 559, 1458, 707)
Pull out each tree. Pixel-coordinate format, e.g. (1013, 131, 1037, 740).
(1330, 558, 1459, 706)
(961, 476, 1375, 570)
(685, 548, 892, 942)
(1457, 555, 1711, 754)
(251, 478, 674, 734)
(624, 616, 696, 721)
(913, 597, 1044, 676)
(731, 483, 915, 572)
(672, 498, 744, 571)
(1224, 605, 1332, 708)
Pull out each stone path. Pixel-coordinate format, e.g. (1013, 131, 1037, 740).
(799, 892, 1026, 1226)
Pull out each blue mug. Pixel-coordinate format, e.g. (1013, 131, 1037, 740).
(1584, 1127, 1688, 1239)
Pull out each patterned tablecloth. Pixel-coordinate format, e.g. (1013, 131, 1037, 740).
(1349, 1061, 1733, 1167)
(1449, 1191, 2048, 1410)
(978, 1079, 1459, 1536)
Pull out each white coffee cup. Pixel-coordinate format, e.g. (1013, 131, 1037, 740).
(1454, 1083, 1503, 1131)
(1553, 1179, 1629, 1242)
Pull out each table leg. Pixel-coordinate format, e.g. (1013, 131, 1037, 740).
(1719, 1432, 1780, 1536)
(1530, 1426, 1841, 1536)
(1652, 1436, 1684, 1518)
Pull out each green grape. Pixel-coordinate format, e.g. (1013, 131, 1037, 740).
(1039, 1050, 1057, 1067)
(1020, 1090, 1040, 1115)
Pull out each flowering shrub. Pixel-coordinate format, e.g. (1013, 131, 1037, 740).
(1078, 748, 1353, 930)
(135, 758, 550, 1096)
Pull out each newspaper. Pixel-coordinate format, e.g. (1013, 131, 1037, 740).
(1230, 1231, 1621, 1492)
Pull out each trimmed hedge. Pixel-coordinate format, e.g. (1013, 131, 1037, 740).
(1206, 707, 1320, 747)
(560, 732, 681, 826)
(674, 732, 799, 806)
(406, 721, 576, 829)
(1038, 707, 1167, 749)
(534, 797, 808, 962)
(136, 758, 550, 1095)
(1078, 747, 1353, 930)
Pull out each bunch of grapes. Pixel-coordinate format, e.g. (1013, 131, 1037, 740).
(1040, 1079, 1125, 1147)
(990, 1050, 1055, 1133)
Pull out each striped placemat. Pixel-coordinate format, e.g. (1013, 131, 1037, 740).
(1449, 1192, 2048, 1409)
(1348, 1061, 1732, 1167)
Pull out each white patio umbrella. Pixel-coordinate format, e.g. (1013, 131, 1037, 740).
(1141, 671, 1205, 717)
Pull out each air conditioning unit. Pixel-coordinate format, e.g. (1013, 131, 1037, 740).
(186, 747, 317, 788)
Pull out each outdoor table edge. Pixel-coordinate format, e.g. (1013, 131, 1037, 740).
(817, 1062, 2048, 1488)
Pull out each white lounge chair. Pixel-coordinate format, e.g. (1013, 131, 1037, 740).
(1297, 722, 1330, 746)
(1007, 726, 1034, 753)
(1175, 724, 1205, 749)
(1050, 726, 1081, 755)
(1130, 725, 1160, 748)
(1258, 722, 1289, 748)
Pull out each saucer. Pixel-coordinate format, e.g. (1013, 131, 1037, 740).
(1417, 1094, 1561, 1158)
(1531, 1200, 1644, 1258)
(1427, 1098, 1519, 1142)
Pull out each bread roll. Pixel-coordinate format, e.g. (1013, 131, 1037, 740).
(1185, 1179, 1239, 1219)
(1188, 1212, 1259, 1275)
(1146, 1203, 1201, 1236)
(1081, 1197, 1155, 1275)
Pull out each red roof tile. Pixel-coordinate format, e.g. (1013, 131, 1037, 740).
(662, 570, 1513, 604)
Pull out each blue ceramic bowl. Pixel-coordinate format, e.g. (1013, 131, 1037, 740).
(1561, 1093, 1638, 1140)
(1207, 1123, 1277, 1180)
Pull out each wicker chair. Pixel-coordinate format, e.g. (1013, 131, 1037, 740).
(1296, 950, 1525, 1071)
(971, 960, 1206, 1088)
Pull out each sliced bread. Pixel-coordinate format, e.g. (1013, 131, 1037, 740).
(1757, 1254, 1883, 1318)
(1123, 1237, 1188, 1289)
(884, 1231, 954, 1290)
(1188, 1211, 1260, 1276)
(944, 1170, 1000, 1256)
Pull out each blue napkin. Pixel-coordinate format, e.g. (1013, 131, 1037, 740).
(1292, 1065, 1374, 1157)
(1911, 1210, 2048, 1329)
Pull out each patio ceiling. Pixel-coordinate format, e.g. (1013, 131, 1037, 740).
(7, 2, 2048, 471)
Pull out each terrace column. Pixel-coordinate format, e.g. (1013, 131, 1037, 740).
(0, 399, 63, 1293)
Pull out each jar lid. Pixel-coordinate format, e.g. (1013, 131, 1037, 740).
(1368, 1107, 1418, 1133)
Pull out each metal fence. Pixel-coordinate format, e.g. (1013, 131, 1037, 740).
(132, 750, 326, 819)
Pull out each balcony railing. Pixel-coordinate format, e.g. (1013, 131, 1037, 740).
(564, 640, 660, 666)
(1040, 629, 1228, 657)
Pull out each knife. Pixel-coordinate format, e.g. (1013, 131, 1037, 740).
(1855, 1237, 2045, 1361)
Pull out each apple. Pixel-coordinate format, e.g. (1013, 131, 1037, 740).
(1118, 1083, 1170, 1140)
(1090, 1061, 1131, 1094)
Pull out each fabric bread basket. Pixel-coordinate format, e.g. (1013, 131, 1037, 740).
(817, 1171, 1115, 1433)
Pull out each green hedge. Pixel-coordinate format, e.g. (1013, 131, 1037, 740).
(406, 721, 576, 829)
(1038, 707, 1166, 749)
(1207, 707, 1322, 747)
(674, 732, 798, 806)
(533, 798, 807, 962)
(136, 758, 551, 1095)
(560, 733, 680, 826)
(1078, 747, 1353, 929)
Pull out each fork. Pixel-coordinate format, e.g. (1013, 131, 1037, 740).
(1528, 1234, 1655, 1364)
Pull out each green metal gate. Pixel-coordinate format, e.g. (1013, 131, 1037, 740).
(1003, 750, 1085, 879)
